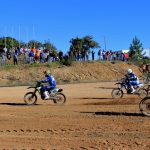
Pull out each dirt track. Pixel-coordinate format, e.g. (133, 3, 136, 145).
(0, 82, 150, 149)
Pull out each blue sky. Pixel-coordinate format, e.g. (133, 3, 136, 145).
(0, 0, 150, 54)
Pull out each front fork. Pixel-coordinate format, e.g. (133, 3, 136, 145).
(32, 89, 38, 97)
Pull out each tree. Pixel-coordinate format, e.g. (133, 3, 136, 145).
(0, 36, 19, 49)
(28, 40, 42, 49)
(69, 35, 100, 60)
(43, 40, 57, 54)
(69, 37, 82, 53)
(82, 35, 99, 53)
(69, 37, 83, 60)
(129, 36, 144, 60)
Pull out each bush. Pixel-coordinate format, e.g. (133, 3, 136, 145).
(62, 55, 73, 66)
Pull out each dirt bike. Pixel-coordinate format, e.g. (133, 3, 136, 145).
(140, 72, 150, 84)
(111, 76, 147, 99)
(24, 82, 66, 105)
(143, 72, 150, 84)
(139, 96, 150, 116)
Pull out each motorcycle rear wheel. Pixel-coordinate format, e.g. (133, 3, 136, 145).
(111, 88, 123, 99)
(53, 93, 66, 105)
(24, 92, 37, 105)
(137, 88, 148, 99)
(139, 97, 150, 116)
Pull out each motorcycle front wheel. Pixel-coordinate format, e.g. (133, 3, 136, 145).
(111, 88, 123, 99)
(24, 92, 37, 105)
(139, 97, 150, 117)
(53, 93, 66, 105)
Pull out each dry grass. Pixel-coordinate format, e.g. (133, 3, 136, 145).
(0, 61, 142, 86)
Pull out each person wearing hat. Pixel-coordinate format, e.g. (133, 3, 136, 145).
(39, 70, 56, 99)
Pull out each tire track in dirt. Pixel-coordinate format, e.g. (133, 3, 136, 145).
(0, 128, 150, 150)
(0, 127, 149, 139)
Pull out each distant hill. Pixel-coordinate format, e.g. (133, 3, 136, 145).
(0, 61, 142, 86)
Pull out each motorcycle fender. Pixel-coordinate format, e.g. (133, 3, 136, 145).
(58, 89, 63, 92)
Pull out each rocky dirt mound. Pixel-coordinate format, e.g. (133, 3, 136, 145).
(0, 61, 142, 86)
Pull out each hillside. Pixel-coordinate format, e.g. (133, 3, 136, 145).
(0, 61, 142, 86)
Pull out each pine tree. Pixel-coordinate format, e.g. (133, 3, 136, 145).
(129, 36, 143, 61)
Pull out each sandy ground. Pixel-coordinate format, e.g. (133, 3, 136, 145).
(0, 82, 150, 149)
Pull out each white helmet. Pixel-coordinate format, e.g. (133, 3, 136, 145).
(127, 69, 132, 74)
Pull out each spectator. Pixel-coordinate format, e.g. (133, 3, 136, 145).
(77, 51, 81, 61)
(23, 49, 29, 64)
(112, 52, 116, 61)
(58, 51, 63, 63)
(85, 51, 89, 61)
(1, 49, 6, 65)
(6, 49, 11, 65)
(35, 49, 41, 63)
(106, 51, 109, 61)
(81, 51, 85, 61)
(98, 49, 103, 61)
(116, 52, 119, 60)
(13, 51, 18, 65)
(121, 52, 125, 61)
(124, 52, 129, 62)
(108, 50, 112, 61)
(92, 50, 95, 60)
(102, 50, 106, 60)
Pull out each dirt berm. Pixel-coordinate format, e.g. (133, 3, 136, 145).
(0, 61, 142, 86)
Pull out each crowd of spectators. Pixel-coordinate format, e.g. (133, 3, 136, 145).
(97, 49, 129, 62)
(70, 49, 129, 62)
(0, 47, 129, 66)
(0, 47, 59, 65)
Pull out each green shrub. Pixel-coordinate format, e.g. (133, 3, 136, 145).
(62, 56, 73, 66)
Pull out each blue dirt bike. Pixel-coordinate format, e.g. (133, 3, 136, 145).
(111, 76, 147, 99)
(24, 82, 66, 105)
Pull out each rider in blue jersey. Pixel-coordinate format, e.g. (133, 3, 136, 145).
(39, 70, 56, 99)
(126, 69, 139, 93)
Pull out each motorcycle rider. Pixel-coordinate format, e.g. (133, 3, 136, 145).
(39, 70, 56, 99)
(126, 69, 139, 93)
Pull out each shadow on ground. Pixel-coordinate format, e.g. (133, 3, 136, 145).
(79, 97, 138, 100)
(97, 86, 114, 89)
(0, 103, 39, 106)
(80, 111, 146, 117)
(79, 97, 113, 100)
(78, 97, 140, 105)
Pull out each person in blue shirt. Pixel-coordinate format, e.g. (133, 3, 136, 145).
(126, 69, 139, 93)
(39, 70, 56, 99)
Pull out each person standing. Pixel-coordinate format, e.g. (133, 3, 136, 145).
(13, 50, 18, 65)
(92, 50, 95, 60)
(6, 49, 11, 65)
(98, 49, 103, 61)
(1, 49, 6, 65)
(85, 51, 89, 61)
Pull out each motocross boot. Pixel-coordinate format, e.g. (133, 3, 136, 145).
(44, 91, 49, 100)
(130, 86, 136, 93)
